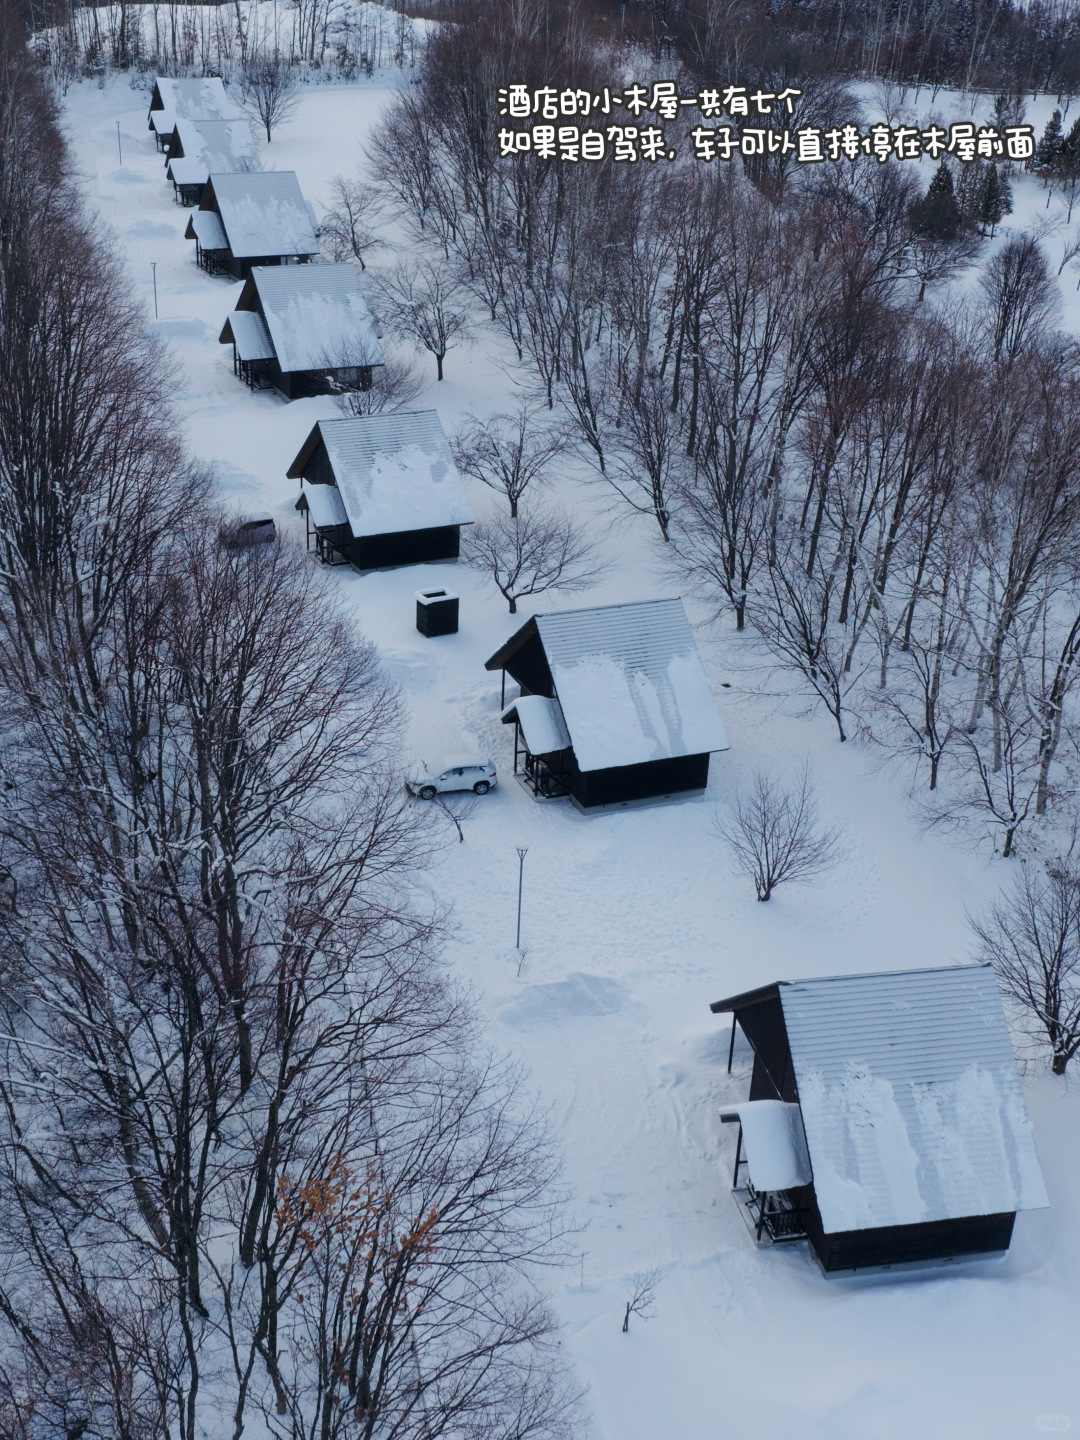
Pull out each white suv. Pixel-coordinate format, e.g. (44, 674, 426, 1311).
(406, 760, 498, 800)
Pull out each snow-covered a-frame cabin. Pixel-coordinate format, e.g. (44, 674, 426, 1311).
(146, 76, 243, 151)
(164, 118, 259, 206)
(711, 964, 1049, 1274)
(218, 264, 383, 399)
(184, 173, 319, 279)
(287, 411, 474, 570)
(485, 598, 730, 811)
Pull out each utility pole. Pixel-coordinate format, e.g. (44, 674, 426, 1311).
(515, 847, 528, 950)
(116, 121, 122, 165)
(151, 261, 158, 318)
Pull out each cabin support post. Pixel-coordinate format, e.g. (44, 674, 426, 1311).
(728, 1014, 737, 1073)
(501, 668, 506, 708)
(732, 1126, 742, 1188)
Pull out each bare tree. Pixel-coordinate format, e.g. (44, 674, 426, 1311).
(337, 353, 426, 417)
(603, 364, 685, 542)
(621, 1269, 659, 1333)
(717, 767, 845, 901)
(452, 402, 566, 517)
(271, 1063, 582, 1439)
(239, 50, 300, 143)
(747, 543, 868, 743)
(318, 174, 383, 269)
(461, 504, 603, 614)
(970, 855, 1080, 1073)
(906, 227, 983, 302)
(979, 235, 1060, 363)
(382, 258, 470, 381)
(430, 789, 478, 842)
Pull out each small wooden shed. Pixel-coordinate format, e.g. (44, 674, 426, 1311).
(164, 118, 258, 205)
(485, 599, 730, 811)
(147, 76, 243, 151)
(184, 172, 318, 279)
(287, 411, 474, 571)
(711, 964, 1049, 1274)
(219, 263, 383, 398)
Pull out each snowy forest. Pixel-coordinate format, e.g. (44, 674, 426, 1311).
(3, 0, 1080, 1436)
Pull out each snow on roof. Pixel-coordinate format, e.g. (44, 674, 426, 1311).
(779, 964, 1049, 1234)
(300, 480, 349, 529)
(248, 264, 383, 373)
(207, 173, 318, 260)
(167, 118, 258, 186)
(720, 1101, 813, 1192)
(501, 695, 572, 755)
(533, 599, 729, 772)
(219, 309, 275, 362)
(305, 412, 474, 538)
(186, 208, 228, 250)
(150, 77, 242, 132)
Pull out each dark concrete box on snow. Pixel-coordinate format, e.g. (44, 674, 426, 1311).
(416, 589, 459, 637)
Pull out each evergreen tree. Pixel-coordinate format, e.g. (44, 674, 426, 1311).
(927, 159, 955, 200)
(1061, 114, 1080, 177)
(976, 163, 1011, 236)
(1035, 109, 1064, 171)
(911, 160, 961, 240)
(955, 160, 984, 222)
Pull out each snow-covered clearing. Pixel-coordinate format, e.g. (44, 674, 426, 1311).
(62, 71, 1080, 1440)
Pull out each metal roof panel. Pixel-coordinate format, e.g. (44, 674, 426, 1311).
(208, 172, 318, 260)
(534, 599, 730, 771)
(779, 964, 1049, 1232)
(248, 263, 383, 373)
(306, 411, 474, 537)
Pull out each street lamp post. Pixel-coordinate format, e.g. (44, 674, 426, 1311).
(515, 847, 528, 950)
(116, 121, 122, 165)
(151, 261, 158, 319)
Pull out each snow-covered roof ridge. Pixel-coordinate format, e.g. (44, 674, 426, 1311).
(287, 411, 474, 538)
(245, 263, 383, 373)
(206, 172, 318, 260)
(779, 963, 1049, 1233)
(533, 598, 730, 772)
(149, 76, 243, 133)
(166, 118, 258, 186)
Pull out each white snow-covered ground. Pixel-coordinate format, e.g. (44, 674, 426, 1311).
(61, 72, 1080, 1440)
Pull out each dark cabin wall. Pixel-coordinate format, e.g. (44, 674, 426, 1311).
(352, 526, 460, 570)
(566, 752, 711, 810)
(807, 1206, 1016, 1273)
(300, 442, 335, 487)
(229, 254, 311, 280)
(281, 367, 374, 401)
(736, 998, 798, 1102)
(504, 632, 555, 698)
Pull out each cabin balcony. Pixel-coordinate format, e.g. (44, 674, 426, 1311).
(516, 749, 569, 802)
(732, 1181, 811, 1246)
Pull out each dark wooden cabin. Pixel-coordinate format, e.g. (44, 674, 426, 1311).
(147, 76, 243, 151)
(184, 172, 318, 279)
(485, 599, 730, 813)
(164, 118, 258, 206)
(219, 264, 383, 399)
(711, 965, 1049, 1275)
(287, 411, 474, 571)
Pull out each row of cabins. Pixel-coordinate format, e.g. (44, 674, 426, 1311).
(290, 412, 732, 812)
(149, 81, 1049, 1277)
(285, 409, 1051, 1273)
(148, 79, 385, 401)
